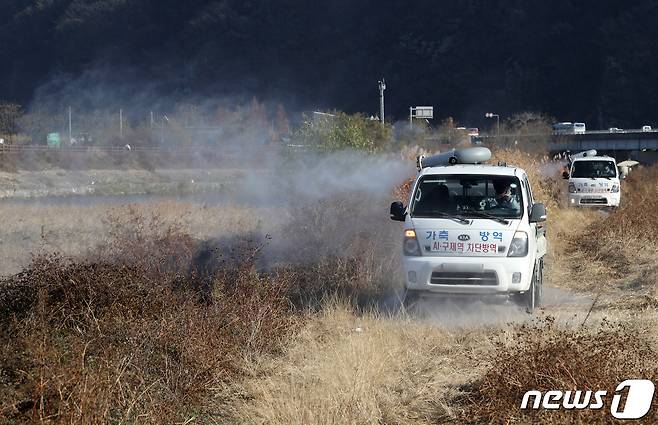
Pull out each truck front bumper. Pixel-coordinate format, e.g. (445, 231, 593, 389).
(402, 255, 534, 295)
(568, 192, 620, 207)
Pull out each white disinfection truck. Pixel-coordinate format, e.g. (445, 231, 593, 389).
(390, 147, 548, 312)
(562, 150, 621, 208)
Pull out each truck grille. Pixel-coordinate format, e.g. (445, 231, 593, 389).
(430, 271, 498, 286)
(580, 198, 607, 205)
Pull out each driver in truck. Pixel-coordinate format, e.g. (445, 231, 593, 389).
(493, 180, 520, 210)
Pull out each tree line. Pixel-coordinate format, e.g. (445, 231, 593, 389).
(0, 97, 554, 156)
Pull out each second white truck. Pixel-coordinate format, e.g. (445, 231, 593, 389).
(562, 150, 621, 208)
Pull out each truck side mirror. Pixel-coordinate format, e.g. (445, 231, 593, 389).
(562, 171, 569, 179)
(530, 203, 547, 223)
(390, 201, 407, 221)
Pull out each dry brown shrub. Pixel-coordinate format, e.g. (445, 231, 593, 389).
(0, 211, 298, 424)
(458, 318, 658, 424)
(99, 205, 198, 277)
(274, 195, 403, 307)
(393, 177, 414, 202)
(0, 191, 411, 423)
(584, 165, 658, 245)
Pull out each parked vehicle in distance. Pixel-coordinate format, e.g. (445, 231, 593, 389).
(608, 127, 623, 132)
(455, 127, 479, 136)
(642, 125, 652, 132)
(573, 122, 586, 133)
(553, 122, 586, 134)
(562, 149, 620, 208)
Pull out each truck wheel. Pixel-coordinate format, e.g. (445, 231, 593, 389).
(524, 260, 543, 313)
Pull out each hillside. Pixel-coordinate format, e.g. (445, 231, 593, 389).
(1, 0, 657, 126)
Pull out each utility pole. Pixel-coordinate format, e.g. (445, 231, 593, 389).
(68, 106, 72, 144)
(378, 78, 386, 126)
(119, 108, 123, 138)
(160, 114, 169, 144)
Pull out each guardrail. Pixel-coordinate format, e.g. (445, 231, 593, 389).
(559, 129, 658, 135)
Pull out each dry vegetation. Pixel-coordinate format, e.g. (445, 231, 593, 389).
(459, 317, 658, 424)
(0, 145, 270, 173)
(0, 193, 402, 423)
(1, 149, 658, 424)
(0, 168, 243, 200)
(577, 166, 658, 298)
(224, 303, 492, 425)
(0, 212, 300, 424)
(0, 200, 270, 277)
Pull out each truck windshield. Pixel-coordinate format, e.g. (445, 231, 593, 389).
(571, 160, 617, 178)
(410, 175, 523, 219)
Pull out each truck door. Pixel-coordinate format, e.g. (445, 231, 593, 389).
(523, 176, 547, 258)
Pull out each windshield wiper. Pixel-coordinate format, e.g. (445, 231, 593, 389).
(415, 211, 470, 224)
(463, 211, 510, 225)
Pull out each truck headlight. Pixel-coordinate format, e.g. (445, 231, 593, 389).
(568, 182, 576, 193)
(507, 231, 528, 257)
(611, 184, 619, 193)
(403, 229, 421, 256)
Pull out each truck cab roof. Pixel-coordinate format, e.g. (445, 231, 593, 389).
(571, 155, 616, 162)
(419, 164, 523, 178)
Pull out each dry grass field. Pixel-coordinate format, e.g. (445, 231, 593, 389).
(0, 168, 243, 199)
(0, 201, 270, 277)
(1, 150, 657, 424)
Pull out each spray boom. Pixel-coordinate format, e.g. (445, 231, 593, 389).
(416, 147, 492, 171)
(572, 149, 597, 159)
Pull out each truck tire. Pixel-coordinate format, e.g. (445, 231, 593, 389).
(525, 260, 543, 313)
(514, 260, 543, 313)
